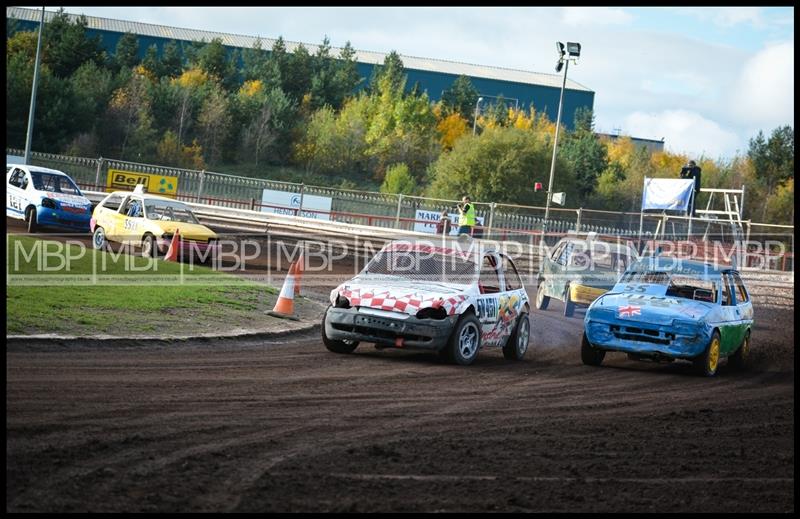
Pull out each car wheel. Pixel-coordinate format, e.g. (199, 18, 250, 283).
(92, 226, 108, 251)
(563, 284, 575, 317)
(728, 330, 750, 371)
(448, 313, 482, 366)
(142, 234, 158, 258)
(580, 332, 605, 366)
(693, 330, 721, 377)
(535, 281, 550, 310)
(503, 312, 530, 360)
(26, 207, 38, 233)
(321, 307, 359, 354)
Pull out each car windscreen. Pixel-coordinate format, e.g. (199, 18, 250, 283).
(31, 172, 82, 195)
(665, 275, 717, 303)
(618, 270, 670, 285)
(143, 200, 199, 224)
(364, 250, 478, 285)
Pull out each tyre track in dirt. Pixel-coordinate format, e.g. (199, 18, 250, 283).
(7, 303, 794, 512)
(7, 218, 794, 511)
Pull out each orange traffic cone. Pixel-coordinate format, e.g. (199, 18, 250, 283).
(164, 228, 181, 262)
(267, 260, 300, 320)
(293, 253, 304, 296)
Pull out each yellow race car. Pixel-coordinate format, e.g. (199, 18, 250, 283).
(90, 186, 219, 261)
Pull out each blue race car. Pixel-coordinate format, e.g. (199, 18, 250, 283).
(7, 164, 93, 233)
(581, 256, 754, 376)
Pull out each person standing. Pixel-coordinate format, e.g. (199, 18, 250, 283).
(680, 160, 702, 217)
(435, 210, 452, 236)
(456, 196, 476, 236)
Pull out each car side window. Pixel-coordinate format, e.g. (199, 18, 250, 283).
(8, 169, 24, 188)
(721, 274, 735, 306)
(733, 273, 749, 304)
(556, 242, 574, 266)
(123, 197, 144, 218)
(101, 194, 123, 212)
(501, 254, 523, 290)
(479, 255, 501, 294)
(550, 242, 565, 262)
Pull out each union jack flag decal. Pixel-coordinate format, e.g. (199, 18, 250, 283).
(618, 305, 642, 318)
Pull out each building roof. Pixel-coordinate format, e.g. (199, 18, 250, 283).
(7, 6, 593, 93)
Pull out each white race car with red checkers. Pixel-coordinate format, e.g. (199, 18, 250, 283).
(323, 240, 531, 365)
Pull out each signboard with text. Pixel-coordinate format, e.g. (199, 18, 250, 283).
(106, 169, 179, 197)
(260, 189, 332, 220)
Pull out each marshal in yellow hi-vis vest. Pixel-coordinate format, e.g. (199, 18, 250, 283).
(106, 169, 179, 197)
(459, 201, 476, 226)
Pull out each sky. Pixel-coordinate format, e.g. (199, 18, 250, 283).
(64, 6, 795, 160)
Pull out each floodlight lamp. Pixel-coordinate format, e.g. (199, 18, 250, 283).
(567, 42, 581, 58)
(555, 61, 564, 73)
(556, 41, 565, 59)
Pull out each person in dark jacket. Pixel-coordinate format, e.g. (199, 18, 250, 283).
(680, 160, 702, 216)
(435, 210, 452, 235)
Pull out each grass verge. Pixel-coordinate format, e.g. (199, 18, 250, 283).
(6, 235, 291, 337)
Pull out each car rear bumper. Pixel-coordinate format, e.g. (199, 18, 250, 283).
(325, 307, 457, 351)
(585, 319, 709, 359)
(570, 284, 607, 306)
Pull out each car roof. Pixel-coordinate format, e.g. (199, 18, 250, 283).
(381, 239, 495, 262)
(107, 191, 184, 203)
(7, 164, 71, 176)
(560, 238, 638, 255)
(628, 256, 737, 278)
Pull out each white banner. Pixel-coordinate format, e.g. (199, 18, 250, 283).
(641, 178, 694, 212)
(413, 209, 484, 235)
(260, 189, 332, 220)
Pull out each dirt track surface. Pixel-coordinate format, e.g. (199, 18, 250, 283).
(7, 299, 794, 513)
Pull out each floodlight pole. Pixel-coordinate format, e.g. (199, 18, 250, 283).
(24, 6, 45, 165)
(543, 58, 569, 236)
(472, 97, 483, 136)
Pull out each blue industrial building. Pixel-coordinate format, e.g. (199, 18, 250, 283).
(7, 6, 595, 130)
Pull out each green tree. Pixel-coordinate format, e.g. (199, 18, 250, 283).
(160, 40, 183, 78)
(103, 71, 156, 160)
(113, 32, 140, 71)
(380, 163, 417, 194)
(43, 8, 105, 78)
(427, 127, 576, 206)
(558, 108, 608, 201)
(242, 38, 269, 82)
(6, 51, 34, 148)
(284, 43, 313, 101)
(748, 126, 794, 221)
(69, 60, 115, 134)
(331, 41, 362, 108)
(197, 38, 227, 80)
(141, 44, 160, 77)
(440, 75, 479, 121)
(237, 84, 296, 165)
(197, 82, 232, 165)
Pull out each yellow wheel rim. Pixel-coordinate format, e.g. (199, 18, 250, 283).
(708, 336, 720, 372)
(742, 336, 750, 358)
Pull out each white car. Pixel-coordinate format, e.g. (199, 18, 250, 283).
(323, 239, 531, 365)
(7, 164, 93, 233)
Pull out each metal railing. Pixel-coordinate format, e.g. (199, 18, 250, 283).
(9, 148, 794, 271)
